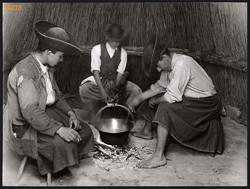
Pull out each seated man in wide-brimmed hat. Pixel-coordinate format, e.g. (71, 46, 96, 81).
(3, 21, 95, 176)
(127, 34, 224, 169)
(79, 23, 142, 123)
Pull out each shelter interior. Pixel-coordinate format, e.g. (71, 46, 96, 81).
(2, 2, 247, 186)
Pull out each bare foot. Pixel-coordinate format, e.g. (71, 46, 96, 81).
(136, 155, 167, 169)
(131, 131, 153, 140)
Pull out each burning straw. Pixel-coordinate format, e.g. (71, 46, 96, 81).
(93, 144, 142, 163)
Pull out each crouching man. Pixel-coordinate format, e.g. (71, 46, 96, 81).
(3, 21, 95, 176)
(79, 23, 141, 123)
(128, 35, 224, 169)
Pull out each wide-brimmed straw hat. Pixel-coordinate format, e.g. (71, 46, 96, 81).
(142, 34, 161, 78)
(104, 23, 127, 42)
(34, 21, 82, 54)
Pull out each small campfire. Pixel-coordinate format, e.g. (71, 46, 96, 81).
(90, 139, 157, 172)
(93, 143, 142, 163)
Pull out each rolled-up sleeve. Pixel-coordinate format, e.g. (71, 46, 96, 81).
(117, 48, 127, 74)
(150, 81, 167, 94)
(17, 77, 63, 136)
(150, 71, 170, 94)
(163, 64, 190, 103)
(91, 45, 101, 72)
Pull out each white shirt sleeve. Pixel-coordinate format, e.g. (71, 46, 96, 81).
(150, 70, 170, 94)
(150, 81, 166, 93)
(91, 45, 101, 72)
(163, 63, 190, 103)
(117, 48, 127, 74)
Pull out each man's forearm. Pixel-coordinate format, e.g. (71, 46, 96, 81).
(116, 72, 122, 86)
(141, 88, 159, 101)
(93, 70, 105, 92)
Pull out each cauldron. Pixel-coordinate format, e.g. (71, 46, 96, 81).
(95, 103, 134, 145)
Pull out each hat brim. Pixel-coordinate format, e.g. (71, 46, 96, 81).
(142, 34, 161, 78)
(34, 21, 82, 54)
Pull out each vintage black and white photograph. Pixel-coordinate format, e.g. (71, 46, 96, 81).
(2, 1, 247, 187)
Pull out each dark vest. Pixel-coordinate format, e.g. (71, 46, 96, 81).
(100, 43, 121, 80)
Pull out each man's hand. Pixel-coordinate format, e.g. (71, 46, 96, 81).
(100, 89, 110, 103)
(149, 95, 165, 108)
(56, 127, 82, 143)
(69, 114, 81, 131)
(149, 97, 158, 108)
(108, 89, 119, 103)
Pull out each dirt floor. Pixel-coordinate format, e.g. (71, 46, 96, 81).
(2, 112, 247, 186)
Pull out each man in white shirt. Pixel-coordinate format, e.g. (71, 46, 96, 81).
(128, 36, 224, 169)
(79, 23, 141, 122)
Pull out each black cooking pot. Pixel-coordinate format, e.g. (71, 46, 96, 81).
(99, 131, 129, 145)
(95, 103, 134, 145)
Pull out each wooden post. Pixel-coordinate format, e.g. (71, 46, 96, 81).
(47, 173, 52, 186)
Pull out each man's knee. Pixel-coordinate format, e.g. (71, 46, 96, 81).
(79, 83, 93, 101)
(126, 81, 142, 94)
(79, 83, 89, 95)
(79, 122, 94, 137)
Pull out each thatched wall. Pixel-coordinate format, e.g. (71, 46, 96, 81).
(3, 2, 247, 121)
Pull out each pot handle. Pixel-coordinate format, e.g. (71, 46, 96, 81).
(95, 103, 115, 121)
(115, 104, 135, 124)
(95, 103, 134, 124)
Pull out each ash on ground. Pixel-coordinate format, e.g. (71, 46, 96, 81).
(89, 142, 155, 171)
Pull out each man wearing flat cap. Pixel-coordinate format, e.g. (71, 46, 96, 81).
(128, 34, 224, 169)
(3, 21, 94, 176)
(79, 23, 141, 123)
